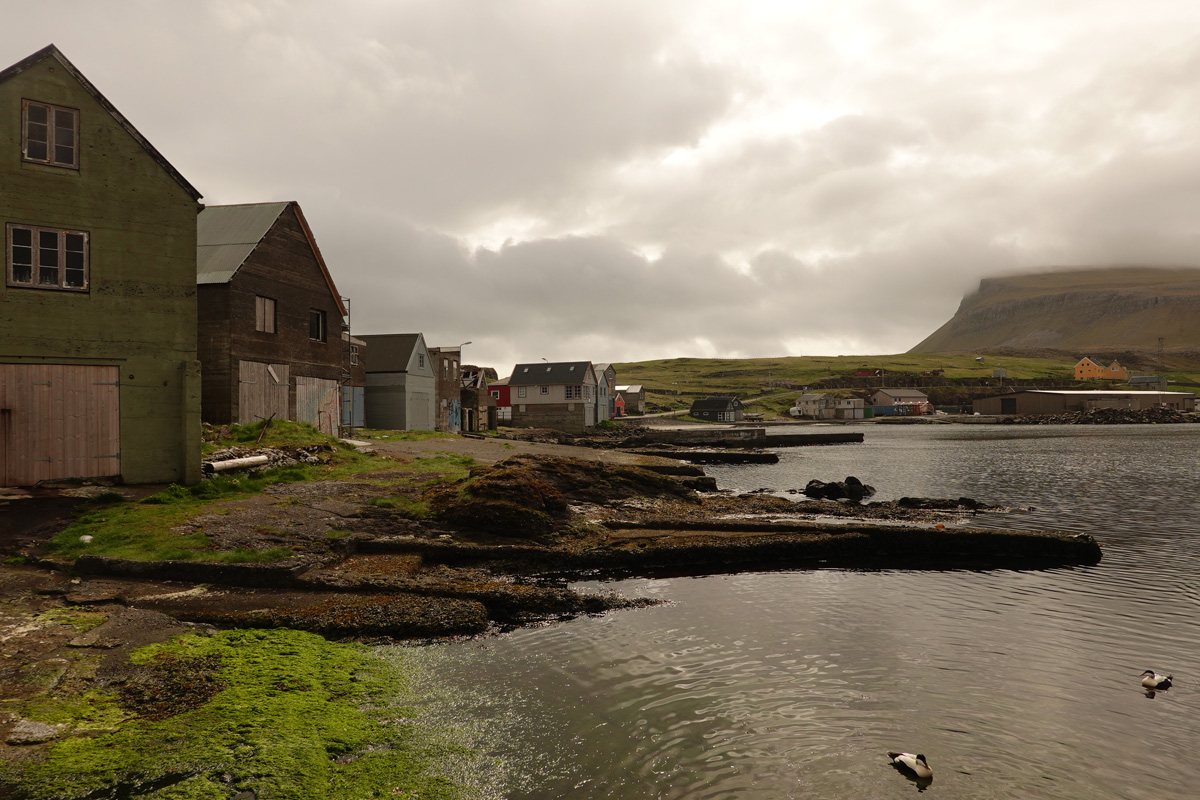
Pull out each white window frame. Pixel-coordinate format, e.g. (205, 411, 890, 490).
(6, 223, 89, 291)
(518, 386, 527, 398)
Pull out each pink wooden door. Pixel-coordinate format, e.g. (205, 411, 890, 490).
(0, 364, 120, 486)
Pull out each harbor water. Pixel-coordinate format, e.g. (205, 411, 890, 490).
(394, 424, 1200, 799)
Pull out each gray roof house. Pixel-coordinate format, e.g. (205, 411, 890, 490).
(690, 396, 744, 422)
(360, 333, 436, 430)
(507, 361, 598, 432)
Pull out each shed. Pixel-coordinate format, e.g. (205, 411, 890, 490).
(360, 333, 436, 430)
(690, 396, 744, 422)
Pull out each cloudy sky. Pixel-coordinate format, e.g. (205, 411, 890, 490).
(6, 2, 1200, 369)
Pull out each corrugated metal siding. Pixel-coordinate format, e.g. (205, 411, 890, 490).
(295, 376, 340, 435)
(1, 364, 120, 486)
(237, 360, 289, 424)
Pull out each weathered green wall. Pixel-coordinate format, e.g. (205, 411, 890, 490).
(0, 54, 202, 484)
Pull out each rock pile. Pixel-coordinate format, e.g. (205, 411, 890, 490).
(803, 476, 876, 502)
(1007, 407, 1197, 425)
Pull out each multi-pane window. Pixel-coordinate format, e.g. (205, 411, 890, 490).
(6, 223, 88, 291)
(23, 100, 78, 168)
(350, 345, 359, 365)
(518, 386, 527, 398)
(308, 309, 327, 342)
(540, 386, 549, 395)
(566, 385, 582, 400)
(255, 296, 276, 333)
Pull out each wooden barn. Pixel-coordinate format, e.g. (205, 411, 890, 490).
(1, 45, 203, 487)
(196, 202, 347, 435)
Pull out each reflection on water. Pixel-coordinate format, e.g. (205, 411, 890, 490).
(396, 425, 1200, 799)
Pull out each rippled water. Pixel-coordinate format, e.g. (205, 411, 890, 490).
(394, 425, 1200, 799)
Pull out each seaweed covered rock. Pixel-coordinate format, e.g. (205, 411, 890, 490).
(428, 454, 697, 537)
(803, 476, 876, 502)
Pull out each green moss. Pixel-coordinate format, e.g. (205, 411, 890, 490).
(11, 629, 465, 800)
(36, 608, 109, 633)
(367, 497, 429, 519)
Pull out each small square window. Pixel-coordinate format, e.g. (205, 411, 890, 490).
(23, 100, 78, 168)
(309, 309, 327, 342)
(540, 386, 549, 395)
(255, 296, 276, 333)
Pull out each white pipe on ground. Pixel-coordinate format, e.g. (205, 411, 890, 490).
(205, 455, 271, 472)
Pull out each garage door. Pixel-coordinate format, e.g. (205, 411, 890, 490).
(0, 364, 120, 487)
(295, 376, 340, 436)
(238, 360, 289, 425)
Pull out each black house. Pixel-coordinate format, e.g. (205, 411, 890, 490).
(690, 396, 745, 422)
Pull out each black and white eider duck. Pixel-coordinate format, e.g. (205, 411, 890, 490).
(887, 751, 933, 780)
(1141, 670, 1173, 690)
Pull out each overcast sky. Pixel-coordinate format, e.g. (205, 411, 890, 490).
(7, 2, 1200, 370)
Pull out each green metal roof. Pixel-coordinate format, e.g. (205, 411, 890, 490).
(196, 202, 289, 284)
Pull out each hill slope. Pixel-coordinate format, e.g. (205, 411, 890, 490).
(910, 267, 1200, 354)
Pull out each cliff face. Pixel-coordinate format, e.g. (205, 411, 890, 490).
(910, 267, 1200, 353)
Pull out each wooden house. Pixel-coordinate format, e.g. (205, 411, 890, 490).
(196, 202, 346, 435)
(1, 45, 203, 486)
(507, 361, 598, 432)
(360, 333, 436, 430)
(1074, 357, 1128, 381)
(615, 384, 645, 415)
(690, 396, 744, 422)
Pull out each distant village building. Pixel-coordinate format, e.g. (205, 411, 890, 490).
(615, 384, 645, 415)
(427, 345, 463, 432)
(869, 388, 932, 416)
(341, 333, 367, 429)
(1074, 357, 1128, 381)
(460, 365, 497, 432)
(507, 361, 599, 432)
(690, 396, 745, 422)
(594, 363, 617, 422)
(974, 389, 1195, 416)
(791, 393, 833, 419)
(360, 333, 436, 430)
(1, 45, 203, 486)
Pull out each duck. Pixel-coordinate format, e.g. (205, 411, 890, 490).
(887, 751, 933, 780)
(1141, 670, 1172, 690)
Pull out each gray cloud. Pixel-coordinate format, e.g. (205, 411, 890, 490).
(5, 1, 1200, 372)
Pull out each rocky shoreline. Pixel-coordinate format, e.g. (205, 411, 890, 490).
(0, 434, 1102, 797)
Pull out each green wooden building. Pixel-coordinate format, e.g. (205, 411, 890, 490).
(1, 45, 203, 486)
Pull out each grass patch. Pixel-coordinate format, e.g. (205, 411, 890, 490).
(10, 628, 466, 800)
(36, 608, 109, 633)
(366, 497, 429, 519)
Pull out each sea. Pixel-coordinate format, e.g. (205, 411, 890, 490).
(387, 423, 1200, 799)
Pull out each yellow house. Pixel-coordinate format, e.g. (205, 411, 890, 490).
(1075, 357, 1128, 381)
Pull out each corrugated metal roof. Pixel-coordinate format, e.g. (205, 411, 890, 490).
(196, 202, 289, 284)
(508, 361, 593, 386)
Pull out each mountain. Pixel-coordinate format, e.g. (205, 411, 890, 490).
(910, 267, 1200, 354)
